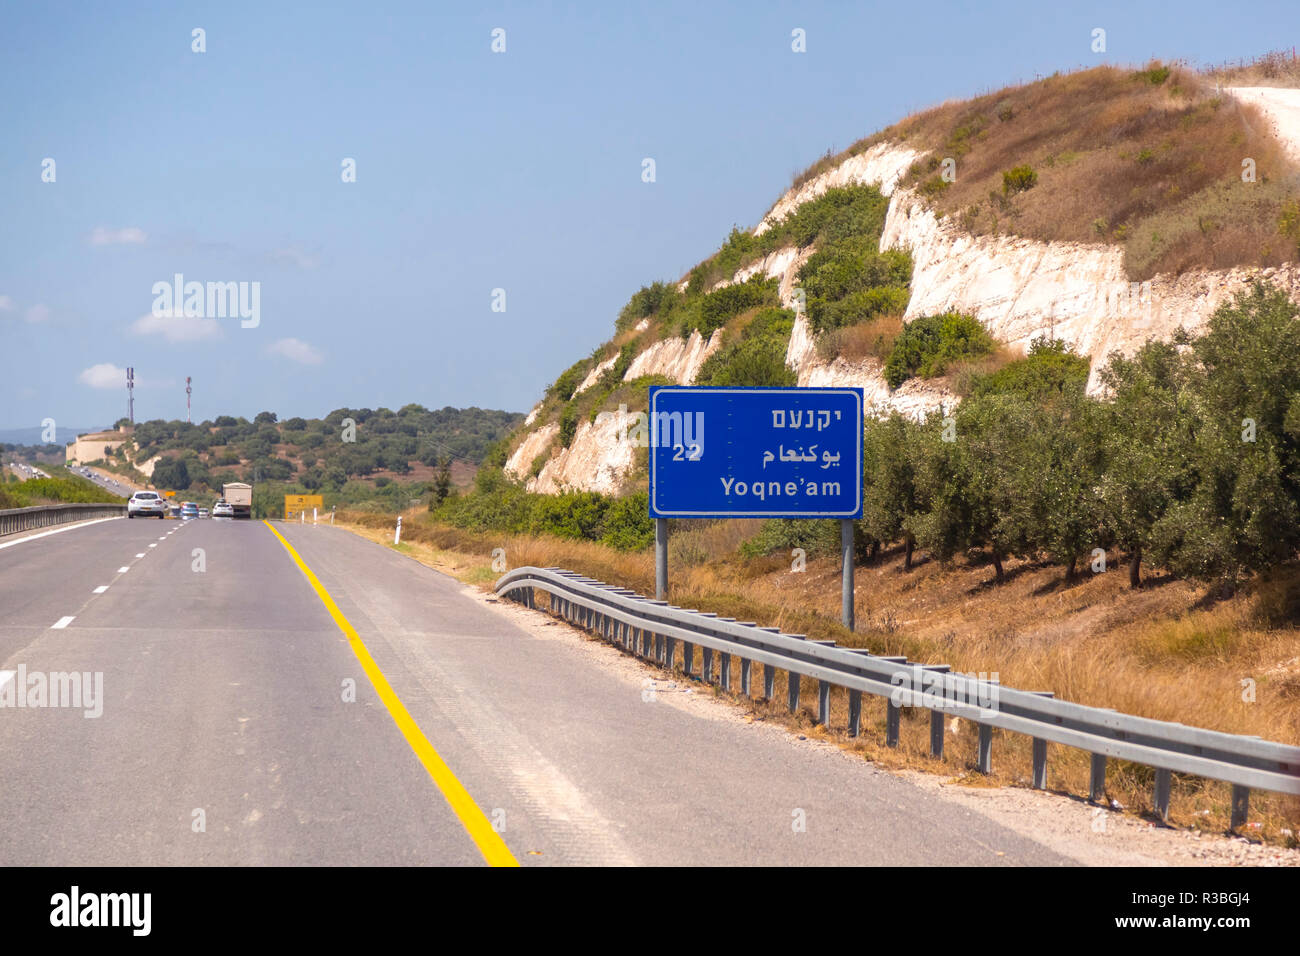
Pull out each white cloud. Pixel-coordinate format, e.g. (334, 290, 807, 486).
(0, 295, 12, 311)
(24, 304, 50, 324)
(268, 246, 319, 270)
(78, 363, 128, 389)
(131, 311, 222, 343)
(90, 226, 147, 246)
(266, 337, 324, 365)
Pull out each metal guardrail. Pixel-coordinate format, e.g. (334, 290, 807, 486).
(0, 502, 126, 537)
(496, 566, 1300, 828)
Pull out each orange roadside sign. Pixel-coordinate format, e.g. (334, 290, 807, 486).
(284, 494, 324, 519)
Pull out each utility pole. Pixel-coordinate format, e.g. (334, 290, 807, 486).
(126, 367, 135, 425)
(186, 376, 192, 424)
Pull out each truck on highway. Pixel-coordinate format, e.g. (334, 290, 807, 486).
(222, 482, 253, 519)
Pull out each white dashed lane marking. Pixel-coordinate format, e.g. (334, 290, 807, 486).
(50, 616, 75, 630)
(135, 553, 145, 557)
(117, 567, 129, 573)
(93, 586, 108, 594)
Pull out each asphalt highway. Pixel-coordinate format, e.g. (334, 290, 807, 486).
(0, 516, 1071, 866)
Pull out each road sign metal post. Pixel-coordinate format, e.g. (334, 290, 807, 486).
(655, 517, 668, 601)
(841, 518, 854, 631)
(648, 386, 863, 627)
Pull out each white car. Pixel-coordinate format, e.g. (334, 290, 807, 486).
(211, 501, 235, 518)
(198, 508, 209, 518)
(127, 491, 167, 518)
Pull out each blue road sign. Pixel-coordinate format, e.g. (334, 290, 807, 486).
(648, 386, 863, 519)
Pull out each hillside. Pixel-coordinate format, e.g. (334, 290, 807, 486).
(502, 57, 1300, 497)
(84, 404, 522, 510)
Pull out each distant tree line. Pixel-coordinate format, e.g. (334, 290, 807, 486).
(132, 404, 521, 494)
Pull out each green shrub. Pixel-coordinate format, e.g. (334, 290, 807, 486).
(969, 338, 1089, 399)
(797, 242, 912, 333)
(528, 491, 609, 540)
(600, 492, 654, 551)
(695, 308, 797, 387)
(884, 312, 996, 388)
(0, 485, 27, 508)
(808, 285, 911, 334)
(548, 359, 590, 402)
(437, 468, 533, 533)
(1280, 198, 1300, 256)
(739, 518, 840, 558)
(919, 175, 952, 198)
(684, 185, 891, 299)
(691, 275, 779, 337)
(14, 473, 122, 504)
(559, 404, 579, 448)
(1001, 164, 1038, 195)
(1135, 64, 1171, 85)
(616, 281, 674, 333)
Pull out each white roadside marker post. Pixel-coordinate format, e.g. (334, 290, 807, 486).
(394, 515, 402, 546)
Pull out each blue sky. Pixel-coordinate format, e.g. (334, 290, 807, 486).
(1, 0, 1295, 430)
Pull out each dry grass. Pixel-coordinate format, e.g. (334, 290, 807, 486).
(780, 61, 1300, 281)
(815, 314, 903, 364)
(341, 507, 1300, 844)
(944, 344, 1020, 396)
(1205, 49, 1300, 89)
(887, 63, 1300, 279)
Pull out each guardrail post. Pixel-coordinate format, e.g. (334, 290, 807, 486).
(664, 637, 676, 671)
(929, 710, 945, 759)
(848, 690, 862, 737)
(977, 723, 993, 774)
(1089, 754, 1107, 803)
(1031, 738, 1048, 789)
(1230, 785, 1249, 830)
(740, 659, 751, 696)
(763, 664, 776, 701)
(817, 680, 831, 726)
(886, 699, 900, 747)
(787, 674, 800, 714)
(1152, 768, 1172, 823)
(682, 642, 693, 677)
(702, 647, 713, 684)
(654, 633, 664, 664)
(719, 653, 731, 691)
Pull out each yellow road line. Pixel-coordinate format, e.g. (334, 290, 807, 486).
(264, 520, 518, 867)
